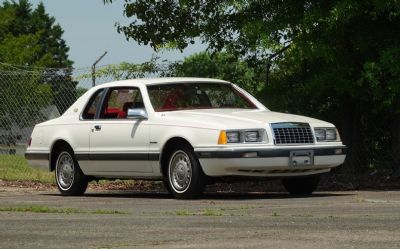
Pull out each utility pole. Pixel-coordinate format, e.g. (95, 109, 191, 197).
(92, 51, 108, 87)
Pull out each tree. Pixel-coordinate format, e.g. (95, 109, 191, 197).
(0, 0, 72, 67)
(105, 0, 400, 174)
(173, 52, 263, 95)
(103, 0, 290, 60)
(261, 1, 400, 174)
(0, 0, 76, 113)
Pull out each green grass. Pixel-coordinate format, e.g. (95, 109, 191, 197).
(175, 209, 192, 216)
(91, 209, 129, 215)
(172, 208, 225, 216)
(0, 205, 81, 214)
(171, 205, 264, 217)
(0, 205, 130, 215)
(0, 155, 54, 183)
(202, 208, 224, 216)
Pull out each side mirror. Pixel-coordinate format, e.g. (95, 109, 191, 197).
(127, 108, 148, 119)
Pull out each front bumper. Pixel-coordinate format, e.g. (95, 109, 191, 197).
(194, 145, 346, 177)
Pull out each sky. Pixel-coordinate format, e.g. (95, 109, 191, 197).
(28, 0, 206, 68)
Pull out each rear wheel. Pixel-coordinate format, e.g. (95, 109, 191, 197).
(282, 175, 321, 195)
(55, 148, 88, 196)
(167, 146, 205, 199)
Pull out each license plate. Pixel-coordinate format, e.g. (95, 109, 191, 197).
(289, 150, 314, 166)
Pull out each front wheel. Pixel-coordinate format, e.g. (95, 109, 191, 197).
(282, 175, 321, 195)
(167, 146, 205, 199)
(55, 148, 88, 196)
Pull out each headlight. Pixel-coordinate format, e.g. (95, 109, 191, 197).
(218, 129, 266, 144)
(325, 128, 337, 140)
(314, 127, 337, 142)
(244, 130, 262, 142)
(226, 131, 240, 143)
(314, 128, 326, 141)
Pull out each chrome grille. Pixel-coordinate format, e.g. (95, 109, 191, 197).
(271, 123, 314, 145)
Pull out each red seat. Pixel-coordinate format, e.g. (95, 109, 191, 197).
(160, 90, 183, 111)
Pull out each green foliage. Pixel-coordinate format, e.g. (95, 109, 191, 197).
(360, 47, 400, 113)
(79, 51, 263, 96)
(0, 0, 72, 67)
(263, 1, 400, 172)
(104, 0, 296, 61)
(0, 0, 76, 137)
(76, 87, 88, 98)
(76, 56, 171, 81)
(172, 52, 263, 95)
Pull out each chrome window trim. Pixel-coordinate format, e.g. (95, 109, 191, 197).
(79, 86, 147, 121)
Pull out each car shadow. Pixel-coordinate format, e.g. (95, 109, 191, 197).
(203, 191, 353, 200)
(42, 191, 353, 200)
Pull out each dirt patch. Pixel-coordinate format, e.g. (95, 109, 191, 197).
(0, 179, 55, 191)
(0, 179, 166, 192)
(319, 170, 400, 191)
(1, 171, 399, 193)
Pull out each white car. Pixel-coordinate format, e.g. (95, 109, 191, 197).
(25, 78, 346, 198)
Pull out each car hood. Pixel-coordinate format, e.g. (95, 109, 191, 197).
(161, 109, 333, 129)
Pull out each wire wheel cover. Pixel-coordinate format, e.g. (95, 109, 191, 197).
(56, 152, 75, 190)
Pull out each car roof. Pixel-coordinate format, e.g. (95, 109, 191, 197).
(94, 77, 230, 89)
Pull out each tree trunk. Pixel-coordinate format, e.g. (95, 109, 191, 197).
(391, 113, 400, 177)
(340, 97, 368, 173)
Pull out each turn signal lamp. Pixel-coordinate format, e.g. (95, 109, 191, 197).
(218, 131, 227, 144)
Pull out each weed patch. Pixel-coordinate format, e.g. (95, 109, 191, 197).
(0, 205, 130, 215)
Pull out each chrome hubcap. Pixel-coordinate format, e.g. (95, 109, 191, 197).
(56, 152, 74, 190)
(169, 151, 192, 193)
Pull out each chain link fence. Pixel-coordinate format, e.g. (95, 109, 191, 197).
(0, 63, 167, 156)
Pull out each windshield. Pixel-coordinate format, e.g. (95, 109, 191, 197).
(147, 83, 257, 112)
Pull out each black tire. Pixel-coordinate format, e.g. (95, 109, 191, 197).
(282, 174, 321, 195)
(166, 145, 205, 199)
(54, 147, 88, 196)
(162, 179, 172, 193)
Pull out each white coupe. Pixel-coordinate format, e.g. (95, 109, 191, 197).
(26, 78, 346, 198)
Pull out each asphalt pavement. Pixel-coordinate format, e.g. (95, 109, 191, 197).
(0, 188, 399, 249)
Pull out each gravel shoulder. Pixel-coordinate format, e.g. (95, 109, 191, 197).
(1, 188, 399, 249)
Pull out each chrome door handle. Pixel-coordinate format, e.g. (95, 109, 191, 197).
(94, 125, 101, 131)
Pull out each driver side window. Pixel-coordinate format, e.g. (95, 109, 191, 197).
(100, 87, 144, 119)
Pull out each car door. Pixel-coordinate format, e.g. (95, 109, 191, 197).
(88, 87, 152, 175)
